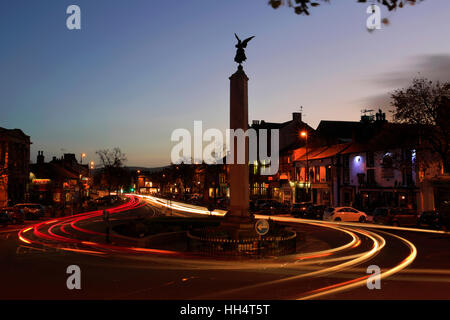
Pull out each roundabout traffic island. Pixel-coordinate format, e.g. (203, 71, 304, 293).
(187, 219, 297, 258)
(111, 214, 298, 258)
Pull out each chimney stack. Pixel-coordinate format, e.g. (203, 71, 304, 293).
(293, 112, 302, 122)
(37, 151, 44, 164)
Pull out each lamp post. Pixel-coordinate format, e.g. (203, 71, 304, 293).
(88, 161, 94, 200)
(136, 170, 141, 194)
(300, 131, 310, 202)
(80, 153, 86, 164)
(89, 161, 94, 180)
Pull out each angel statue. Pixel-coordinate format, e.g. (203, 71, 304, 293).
(234, 33, 255, 66)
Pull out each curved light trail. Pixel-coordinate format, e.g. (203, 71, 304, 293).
(16, 193, 431, 299)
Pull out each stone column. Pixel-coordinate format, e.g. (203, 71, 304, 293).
(221, 66, 254, 234)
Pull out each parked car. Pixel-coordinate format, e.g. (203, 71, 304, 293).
(216, 197, 229, 209)
(256, 199, 289, 215)
(249, 200, 256, 212)
(181, 194, 196, 202)
(373, 207, 419, 227)
(290, 202, 312, 217)
(14, 203, 46, 220)
(0, 207, 25, 224)
(306, 205, 328, 220)
(323, 207, 368, 222)
(418, 209, 449, 230)
(0, 211, 13, 227)
(439, 201, 450, 230)
(189, 194, 202, 202)
(323, 207, 335, 219)
(254, 199, 271, 210)
(95, 195, 120, 205)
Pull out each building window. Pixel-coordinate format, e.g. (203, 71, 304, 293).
(382, 153, 394, 178)
(343, 191, 352, 205)
(366, 151, 374, 167)
(343, 155, 349, 168)
(357, 173, 365, 185)
(402, 168, 413, 186)
(326, 166, 331, 182)
(0, 142, 5, 165)
(296, 167, 301, 181)
(343, 168, 350, 184)
(315, 166, 320, 182)
(402, 149, 412, 164)
(367, 169, 376, 185)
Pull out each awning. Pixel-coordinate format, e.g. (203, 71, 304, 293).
(292, 143, 352, 161)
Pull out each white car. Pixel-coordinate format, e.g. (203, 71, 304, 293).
(323, 207, 368, 222)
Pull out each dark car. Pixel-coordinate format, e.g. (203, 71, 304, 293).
(95, 195, 120, 205)
(0, 211, 13, 226)
(249, 200, 256, 212)
(14, 203, 46, 220)
(216, 197, 229, 209)
(0, 207, 25, 224)
(256, 199, 289, 215)
(440, 201, 450, 230)
(253, 199, 269, 212)
(373, 207, 419, 227)
(418, 210, 441, 229)
(419, 204, 450, 230)
(322, 207, 336, 220)
(306, 205, 327, 220)
(189, 194, 202, 202)
(290, 202, 312, 218)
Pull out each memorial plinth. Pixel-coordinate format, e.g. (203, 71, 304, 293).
(220, 66, 255, 237)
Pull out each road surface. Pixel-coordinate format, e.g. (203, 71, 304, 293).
(1, 195, 449, 300)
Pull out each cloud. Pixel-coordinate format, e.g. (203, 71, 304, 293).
(361, 54, 450, 112)
(363, 92, 393, 111)
(373, 54, 450, 88)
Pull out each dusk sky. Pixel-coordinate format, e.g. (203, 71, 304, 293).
(1, 0, 449, 167)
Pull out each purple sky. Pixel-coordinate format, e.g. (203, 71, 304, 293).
(1, 0, 449, 167)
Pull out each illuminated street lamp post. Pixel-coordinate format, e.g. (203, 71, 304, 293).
(89, 161, 95, 180)
(80, 153, 86, 164)
(300, 131, 310, 202)
(136, 170, 140, 194)
(87, 161, 95, 199)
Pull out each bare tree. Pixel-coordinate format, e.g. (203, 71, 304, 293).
(391, 78, 450, 173)
(96, 148, 128, 195)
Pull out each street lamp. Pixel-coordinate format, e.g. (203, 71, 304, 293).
(136, 170, 141, 194)
(80, 153, 86, 164)
(300, 130, 310, 202)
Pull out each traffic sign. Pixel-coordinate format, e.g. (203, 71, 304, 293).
(255, 219, 269, 236)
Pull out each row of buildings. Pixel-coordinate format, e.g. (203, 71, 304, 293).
(2, 107, 449, 214)
(0, 128, 30, 207)
(139, 110, 449, 213)
(0, 127, 91, 212)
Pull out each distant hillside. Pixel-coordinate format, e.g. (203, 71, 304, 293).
(91, 166, 167, 174)
(125, 166, 167, 173)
